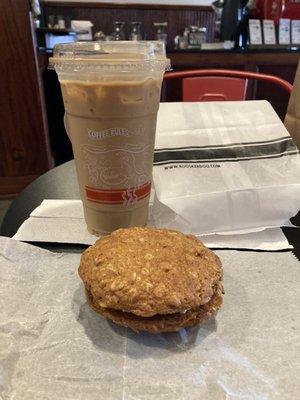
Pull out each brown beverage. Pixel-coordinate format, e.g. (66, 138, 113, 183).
(50, 42, 169, 234)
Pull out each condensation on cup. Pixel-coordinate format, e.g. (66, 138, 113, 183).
(49, 41, 170, 234)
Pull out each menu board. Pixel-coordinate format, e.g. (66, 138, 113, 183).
(249, 19, 263, 45)
(279, 19, 291, 45)
(263, 20, 276, 45)
(291, 20, 300, 45)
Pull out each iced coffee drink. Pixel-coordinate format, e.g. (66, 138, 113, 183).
(50, 42, 169, 234)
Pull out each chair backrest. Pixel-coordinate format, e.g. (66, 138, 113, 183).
(164, 69, 293, 103)
(182, 76, 248, 102)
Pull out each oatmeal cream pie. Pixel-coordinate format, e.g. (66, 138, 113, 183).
(78, 227, 223, 333)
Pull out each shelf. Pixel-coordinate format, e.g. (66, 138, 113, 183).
(36, 27, 88, 35)
(168, 46, 300, 54)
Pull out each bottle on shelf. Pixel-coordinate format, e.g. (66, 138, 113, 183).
(153, 22, 168, 46)
(130, 22, 142, 41)
(57, 15, 66, 29)
(111, 21, 126, 41)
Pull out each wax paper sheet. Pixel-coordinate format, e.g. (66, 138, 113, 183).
(0, 237, 299, 399)
(13, 200, 293, 250)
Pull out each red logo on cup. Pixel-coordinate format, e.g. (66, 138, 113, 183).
(85, 182, 151, 205)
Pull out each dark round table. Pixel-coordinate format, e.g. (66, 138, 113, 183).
(1, 161, 82, 252)
(1, 160, 299, 258)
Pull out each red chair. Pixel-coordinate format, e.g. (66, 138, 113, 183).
(164, 69, 293, 102)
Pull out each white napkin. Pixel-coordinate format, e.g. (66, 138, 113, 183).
(13, 200, 293, 250)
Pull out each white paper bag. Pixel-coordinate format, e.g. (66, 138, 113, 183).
(153, 101, 300, 234)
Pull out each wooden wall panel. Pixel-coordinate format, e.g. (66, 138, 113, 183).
(42, 1, 216, 47)
(0, 0, 52, 196)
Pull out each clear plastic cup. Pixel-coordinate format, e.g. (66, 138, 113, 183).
(49, 41, 170, 234)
